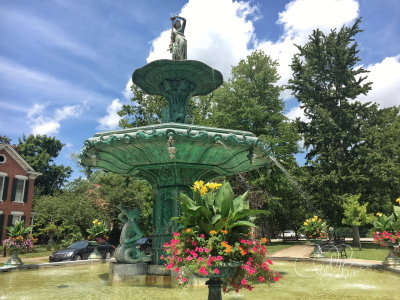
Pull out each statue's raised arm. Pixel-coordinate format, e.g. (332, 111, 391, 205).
(168, 16, 187, 61)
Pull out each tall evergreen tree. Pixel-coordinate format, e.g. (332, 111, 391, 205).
(288, 18, 397, 227)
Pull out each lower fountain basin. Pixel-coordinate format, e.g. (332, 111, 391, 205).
(1, 261, 398, 299)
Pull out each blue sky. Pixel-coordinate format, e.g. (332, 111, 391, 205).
(1, 0, 399, 179)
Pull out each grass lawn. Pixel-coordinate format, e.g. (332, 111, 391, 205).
(323, 242, 388, 261)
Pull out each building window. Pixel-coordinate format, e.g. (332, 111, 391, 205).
(0, 154, 5, 164)
(0, 176, 4, 200)
(11, 212, 24, 225)
(14, 179, 26, 203)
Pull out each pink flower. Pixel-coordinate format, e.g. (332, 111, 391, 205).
(211, 256, 216, 261)
(241, 279, 247, 285)
(258, 276, 265, 282)
(192, 252, 198, 258)
(177, 257, 182, 262)
(240, 239, 246, 244)
(261, 262, 268, 270)
(192, 241, 197, 246)
(274, 276, 280, 281)
(200, 234, 205, 238)
(186, 256, 193, 261)
(204, 248, 210, 253)
(174, 267, 180, 272)
(248, 268, 256, 274)
(216, 256, 223, 261)
(159, 255, 164, 259)
(267, 259, 273, 265)
(181, 277, 188, 283)
(247, 240, 252, 245)
(213, 268, 220, 274)
(173, 232, 180, 236)
(198, 247, 203, 252)
(163, 242, 169, 247)
(207, 259, 212, 266)
(184, 249, 190, 253)
(198, 257, 203, 262)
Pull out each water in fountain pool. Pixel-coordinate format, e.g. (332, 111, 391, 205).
(1, 261, 398, 299)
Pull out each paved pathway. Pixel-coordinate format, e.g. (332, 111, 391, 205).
(270, 245, 383, 265)
(270, 245, 314, 258)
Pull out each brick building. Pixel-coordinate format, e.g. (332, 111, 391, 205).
(0, 144, 41, 241)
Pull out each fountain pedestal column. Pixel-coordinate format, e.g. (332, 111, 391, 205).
(152, 184, 191, 265)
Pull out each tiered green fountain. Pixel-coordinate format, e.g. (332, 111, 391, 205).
(80, 16, 272, 265)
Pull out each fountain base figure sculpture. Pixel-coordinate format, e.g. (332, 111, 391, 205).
(114, 206, 150, 264)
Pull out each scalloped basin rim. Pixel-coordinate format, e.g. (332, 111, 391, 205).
(132, 59, 223, 96)
(92, 123, 256, 138)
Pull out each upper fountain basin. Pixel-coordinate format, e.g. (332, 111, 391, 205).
(80, 123, 272, 186)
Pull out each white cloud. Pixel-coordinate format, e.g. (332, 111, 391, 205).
(27, 103, 83, 135)
(286, 105, 309, 123)
(257, 0, 359, 99)
(147, 0, 258, 79)
(357, 55, 400, 108)
(146, 0, 359, 98)
(27, 103, 45, 118)
(123, 78, 133, 100)
(97, 99, 123, 130)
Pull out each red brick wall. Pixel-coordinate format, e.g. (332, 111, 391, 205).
(0, 149, 36, 240)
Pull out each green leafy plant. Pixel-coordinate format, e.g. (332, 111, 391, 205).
(2, 221, 37, 251)
(301, 216, 328, 239)
(86, 219, 109, 244)
(172, 181, 266, 237)
(164, 181, 279, 293)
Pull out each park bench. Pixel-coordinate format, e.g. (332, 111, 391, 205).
(318, 236, 347, 259)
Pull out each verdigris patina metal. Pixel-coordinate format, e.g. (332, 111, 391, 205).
(114, 206, 150, 263)
(169, 16, 187, 61)
(81, 16, 273, 265)
(81, 123, 272, 264)
(132, 60, 222, 123)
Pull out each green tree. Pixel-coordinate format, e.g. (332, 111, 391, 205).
(341, 194, 374, 249)
(208, 50, 302, 238)
(90, 172, 154, 235)
(16, 134, 72, 196)
(117, 50, 303, 237)
(287, 19, 386, 225)
(118, 84, 166, 128)
(0, 135, 11, 144)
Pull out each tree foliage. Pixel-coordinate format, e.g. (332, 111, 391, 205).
(16, 134, 72, 196)
(289, 18, 400, 229)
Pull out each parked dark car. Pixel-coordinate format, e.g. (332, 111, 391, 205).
(135, 237, 152, 255)
(49, 240, 115, 262)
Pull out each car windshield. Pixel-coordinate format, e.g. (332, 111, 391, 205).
(68, 241, 88, 249)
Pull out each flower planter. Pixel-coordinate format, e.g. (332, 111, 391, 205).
(195, 262, 241, 300)
(4, 248, 24, 267)
(88, 241, 102, 260)
(383, 242, 400, 270)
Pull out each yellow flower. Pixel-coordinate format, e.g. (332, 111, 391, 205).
(396, 198, 400, 204)
(209, 230, 217, 235)
(221, 230, 228, 234)
(200, 185, 208, 195)
(376, 212, 383, 217)
(261, 237, 267, 244)
(206, 182, 222, 190)
(194, 180, 204, 186)
(92, 219, 99, 225)
(185, 228, 192, 233)
(304, 222, 309, 226)
(221, 241, 229, 247)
